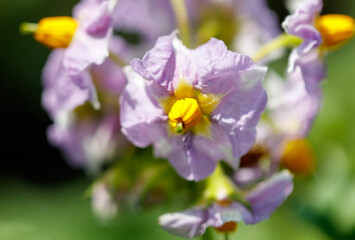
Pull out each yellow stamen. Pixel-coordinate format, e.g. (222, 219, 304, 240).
(33, 16, 78, 48)
(280, 139, 316, 175)
(215, 221, 238, 233)
(168, 98, 202, 133)
(316, 14, 355, 49)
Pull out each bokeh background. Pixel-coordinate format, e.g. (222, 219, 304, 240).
(1, 0, 354, 239)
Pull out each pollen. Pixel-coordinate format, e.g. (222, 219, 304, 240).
(280, 139, 316, 175)
(168, 98, 202, 133)
(34, 16, 78, 48)
(315, 14, 355, 49)
(215, 221, 238, 233)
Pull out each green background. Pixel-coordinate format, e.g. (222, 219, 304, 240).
(0, 0, 354, 239)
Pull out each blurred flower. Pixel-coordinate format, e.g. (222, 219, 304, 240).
(120, 32, 267, 181)
(235, 68, 320, 185)
(43, 37, 129, 171)
(282, 0, 354, 91)
(22, 0, 116, 75)
(188, 0, 281, 61)
(159, 169, 293, 238)
(92, 181, 118, 221)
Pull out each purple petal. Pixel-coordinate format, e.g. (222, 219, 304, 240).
(158, 208, 208, 239)
(206, 202, 253, 228)
(163, 134, 217, 181)
(130, 32, 177, 94)
(42, 51, 100, 118)
(64, 0, 113, 75)
(112, 0, 175, 42)
(119, 66, 167, 148)
(211, 65, 268, 158)
(245, 170, 294, 224)
(282, 0, 323, 71)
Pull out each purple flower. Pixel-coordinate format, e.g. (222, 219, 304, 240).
(44, 37, 129, 170)
(282, 0, 354, 90)
(159, 171, 293, 238)
(64, 0, 115, 75)
(120, 32, 267, 181)
(235, 68, 320, 185)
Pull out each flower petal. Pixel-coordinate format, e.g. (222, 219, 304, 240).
(245, 170, 294, 224)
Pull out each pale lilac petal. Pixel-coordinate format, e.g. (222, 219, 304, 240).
(266, 68, 322, 138)
(91, 58, 127, 95)
(194, 38, 257, 94)
(206, 202, 253, 227)
(234, 167, 265, 187)
(130, 32, 177, 94)
(163, 134, 217, 181)
(245, 170, 294, 224)
(48, 112, 123, 171)
(282, 0, 323, 72)
(112, 0, 174, 42)
(211, 66, 268, 158)
(119, 66, 167, 148)
(42, 51, 100, 118)
(158, 208, 207, 239)
(64, 0, 114, 75)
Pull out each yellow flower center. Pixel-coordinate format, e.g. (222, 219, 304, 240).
(168, 98, 202, 133)
(215, 221, 238, 233)
(315, 14, 355, 49)
(280, 139, 316, 175)
(21, 17, 79, 48)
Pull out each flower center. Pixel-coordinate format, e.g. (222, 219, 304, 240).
(22, 16, 78, 48)
(215, 221, 238, 233)
(315, 14, 355, 49)
(168, 98, 202, 133)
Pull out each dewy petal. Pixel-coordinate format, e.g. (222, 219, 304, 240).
(42, 50, 100, 118)
(211, 64, 268, 158)
(245, 170, 294, 224)
(64, 0, 114, 75)
(120, 66, 167, 148)
(159, 208, 208, 239)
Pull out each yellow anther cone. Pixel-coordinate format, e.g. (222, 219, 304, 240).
(34, 16, 78, 48)
(316, 14, 355, 49)
(169, 98, 202, 132)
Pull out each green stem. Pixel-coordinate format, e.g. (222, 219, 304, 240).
(252, 33, 303, 62)
(19, 22, 38, 35)
(170, 0, 191, 47)
(224, 233, 229, 240)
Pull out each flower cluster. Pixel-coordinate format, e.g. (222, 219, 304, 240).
(21, 0, 354, 238)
